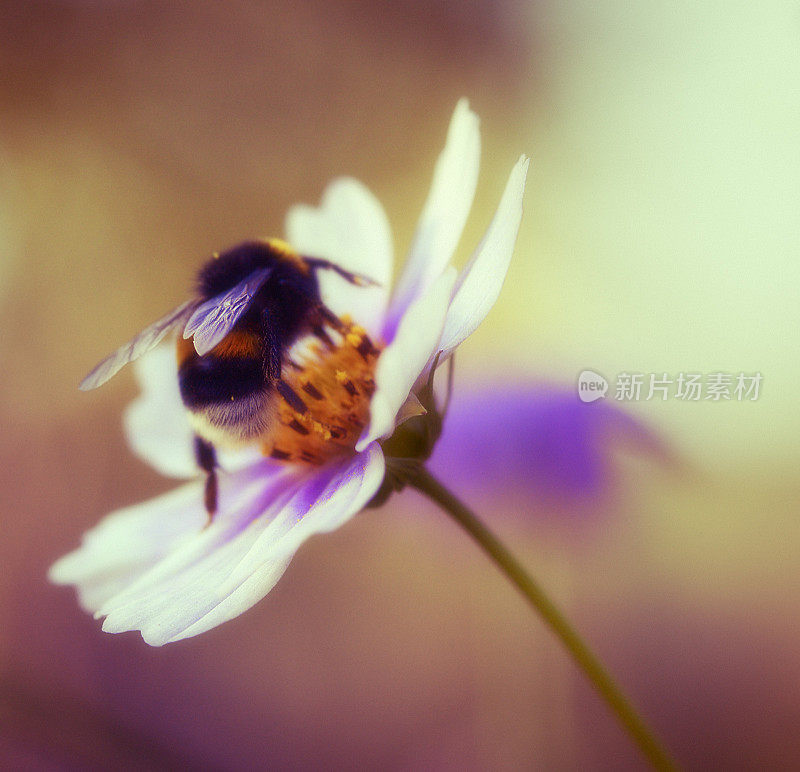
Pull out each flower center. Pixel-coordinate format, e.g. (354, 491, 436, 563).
(263, 317, 382, 464)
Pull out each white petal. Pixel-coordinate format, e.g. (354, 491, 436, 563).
(170, 444, 384, 643)
(48, 480, 207, 613)
(286, 177, 393, 339)
(356, 268, 456, 451)
(96, 463, 300, 635)
(123, 345, 263, 477)
(437, 155, 530, 356)
(123, 346, 198, 478)
(384, 99, 480, 338)
(99, 446, 384, 646)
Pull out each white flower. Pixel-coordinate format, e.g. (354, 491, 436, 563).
(49, 99, 529, 646)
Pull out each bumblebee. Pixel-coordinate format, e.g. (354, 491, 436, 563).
(81, 239, 380, 516)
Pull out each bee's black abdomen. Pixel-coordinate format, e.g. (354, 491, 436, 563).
(179, 355, 265, 409)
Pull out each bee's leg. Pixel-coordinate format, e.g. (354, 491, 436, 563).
(194, 435, 218, 524)
(310, 322, 336, 349)
(315, 303, 380, 360)
(303, 257, 379, 287)
(315, 304, 346, 332)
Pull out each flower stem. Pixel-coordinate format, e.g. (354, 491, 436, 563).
(404, 465, 675, 771)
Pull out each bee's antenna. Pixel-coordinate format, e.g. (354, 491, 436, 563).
(303, 257, 380, 288)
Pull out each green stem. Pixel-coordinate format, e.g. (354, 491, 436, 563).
(404, 464, 675, 771)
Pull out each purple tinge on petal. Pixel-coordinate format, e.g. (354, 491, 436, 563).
(89, 444, 383, 646)
(429, 383, 667, 511)
(356, 269, 456, 451)
(48, 459, 291, 615)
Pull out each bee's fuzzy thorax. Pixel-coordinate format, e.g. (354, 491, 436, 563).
(196, 240, 310, 299)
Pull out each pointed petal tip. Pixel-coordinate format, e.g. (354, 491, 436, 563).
(453, 97, 479, 125)
(509, 154, 531, 196)
(47, 557, 69, 585)
(450, 100, 480, 144)
(141, 629, 169, 647)
(48, 550, 89, 586)
(435, 155, 528, 355)
(101, 612, 130, 634)
(321, 175, 371, 203)
(101, 615, 149, 642)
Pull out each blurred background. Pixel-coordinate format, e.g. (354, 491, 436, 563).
(1, 1, 798, 769)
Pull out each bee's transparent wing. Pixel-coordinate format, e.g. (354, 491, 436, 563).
(183, 268, 271, 356)
(79, 299, 197, 391)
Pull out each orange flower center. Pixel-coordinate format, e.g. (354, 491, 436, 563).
(263, 317, 382, 465)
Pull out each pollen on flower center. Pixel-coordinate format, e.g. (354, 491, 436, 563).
(264, 317, 382, 464)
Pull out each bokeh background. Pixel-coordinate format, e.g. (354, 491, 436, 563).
(2, 1, 798, 769)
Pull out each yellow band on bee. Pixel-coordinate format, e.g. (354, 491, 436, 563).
(264, 238, 310, 274)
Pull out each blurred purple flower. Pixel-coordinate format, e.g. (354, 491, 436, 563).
(50, 100, 530, 646)
(431, 383, 665, 510)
